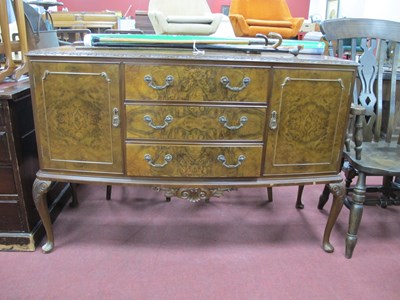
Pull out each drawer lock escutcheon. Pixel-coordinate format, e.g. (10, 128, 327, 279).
(144, 115, 173, 129)
(144, 154, 173, 168)
(217, 154, 246, 169)
(219, 115, 248, 130)
(220, 76, 250, 92)
(112, 108, 120, 128)
(269, 110, 278, 130)
(144, 75, 174, 90)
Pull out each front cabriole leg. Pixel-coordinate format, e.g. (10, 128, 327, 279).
(322, 181, 345, 253)
(33, 179, 54, 253)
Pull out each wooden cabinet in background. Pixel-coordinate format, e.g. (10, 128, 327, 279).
(0, 79, 71, 251)
(134, 10, 155, 34)
(51, 11, 119, 33)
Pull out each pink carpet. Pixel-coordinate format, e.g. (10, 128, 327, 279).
(1, 183, 399, 299)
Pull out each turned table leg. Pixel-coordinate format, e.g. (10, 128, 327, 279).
(345, 172, 366, 259)
(322, 181, 345, 253)
(267, 187, 273, 202)
(296, 185, 304, 209)
(33, 179, 54, 253)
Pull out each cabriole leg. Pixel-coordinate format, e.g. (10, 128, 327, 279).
(322, 181, 345, 253)
(33, 179, 54, 253)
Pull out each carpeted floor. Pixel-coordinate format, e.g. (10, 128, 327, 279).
(1, 182, 399, 299)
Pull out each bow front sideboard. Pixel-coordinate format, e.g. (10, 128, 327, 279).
(27, 46, 357, 253)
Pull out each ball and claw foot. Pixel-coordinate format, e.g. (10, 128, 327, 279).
(41, 241, 54, 253)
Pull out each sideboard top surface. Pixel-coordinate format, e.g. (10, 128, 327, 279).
(27, 46, 358, 67)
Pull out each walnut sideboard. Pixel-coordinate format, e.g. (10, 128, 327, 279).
(27, 46, 357, 253)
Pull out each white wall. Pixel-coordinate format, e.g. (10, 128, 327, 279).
(309, 0, 399, 22)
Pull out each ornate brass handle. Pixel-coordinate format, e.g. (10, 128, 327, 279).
(269, 110, 278, 130)
(217, 154, 246, 169)
(144, 154, 173, 168)
(220, 76, 250, 92)
(144, 115, 173, 129)
(144, 75, 174, 90)
(112, 108, 120, 128)
(218, 115, 248, 130)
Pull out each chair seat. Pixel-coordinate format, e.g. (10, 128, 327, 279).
(344, 142, 400, 175)
(246, 19, 293, 28)
(166, 15, 214, 24)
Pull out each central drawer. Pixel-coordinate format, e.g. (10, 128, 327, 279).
(126, 105, 266, 141)
(126, 144, 263, 177)
(125, 64, 269, 102)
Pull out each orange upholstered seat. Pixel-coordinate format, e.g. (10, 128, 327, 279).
(229, 0, 304, 39)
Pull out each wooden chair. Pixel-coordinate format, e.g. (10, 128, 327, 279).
(0, 0, 29, 82)
(320, 18, 400, 258)
(229, 0, 304, 39)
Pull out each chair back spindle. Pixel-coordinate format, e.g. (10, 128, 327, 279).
(322, 18, 400, 146)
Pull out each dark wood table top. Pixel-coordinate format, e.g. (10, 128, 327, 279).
(0, 78, 30, 100)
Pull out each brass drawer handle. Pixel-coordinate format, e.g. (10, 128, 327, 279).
(217, 154, 246, 169)
(144, 153, 173, 168)
(144, 115, 173, 129)
(269, 110, 278, 130)
(220, 76, 250, 92)
(219, 115, 248, 130)
(112, 108, 120, 128)
(144, 75, 174, 90)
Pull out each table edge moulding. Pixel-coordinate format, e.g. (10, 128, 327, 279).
(26, 44, 358, 253)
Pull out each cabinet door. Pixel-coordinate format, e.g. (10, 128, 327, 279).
(264, 68, 354, 176)
(31, 62, 123, 174)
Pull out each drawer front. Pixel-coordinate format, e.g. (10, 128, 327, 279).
(0, 102, 6, 126)
(0, 167, 17, 194)
(126, 105, 266, 141)
(125, 64, 269, 102)
(0, 131, 12, 163)
(126, 144, 263, 177)
(0, 202, 24, 231)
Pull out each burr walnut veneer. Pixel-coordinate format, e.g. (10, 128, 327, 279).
(27, 46, 357, 253)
